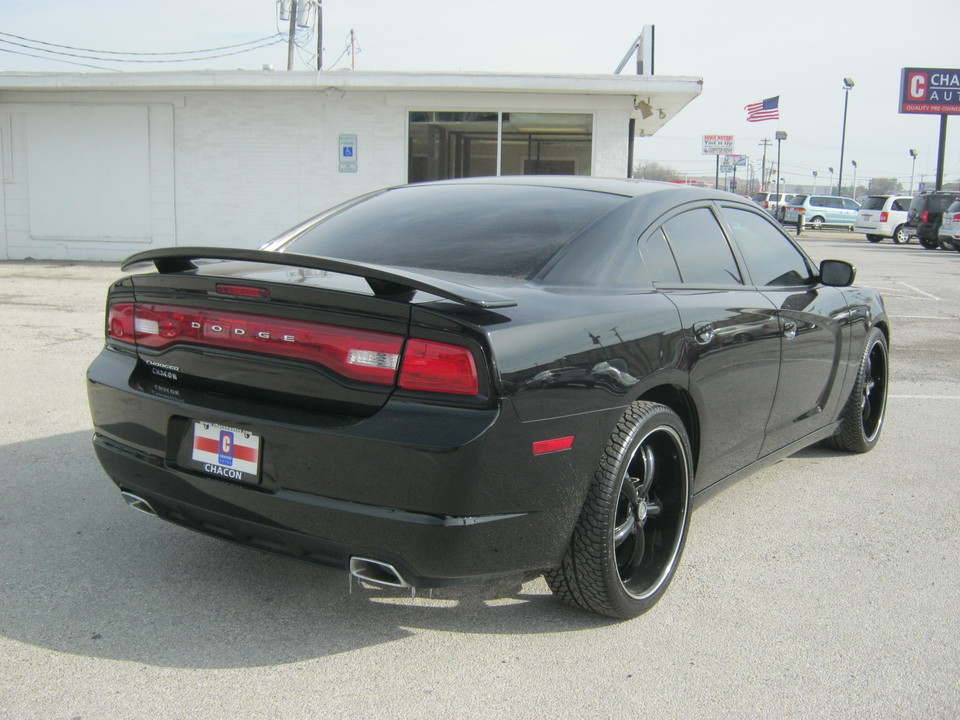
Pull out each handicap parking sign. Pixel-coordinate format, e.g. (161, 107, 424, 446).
(339, 134, 357, 172)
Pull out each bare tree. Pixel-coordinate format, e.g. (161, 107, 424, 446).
(867, 177, 904, 195)
(635, 161, 681, 182)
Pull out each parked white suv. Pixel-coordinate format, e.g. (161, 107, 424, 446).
(854, 195, 913, 244)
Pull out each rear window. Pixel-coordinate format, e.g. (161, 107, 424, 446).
(283, 184, 627, 279)
(927, 194, 960, 213)
(862, 197, 886, 211)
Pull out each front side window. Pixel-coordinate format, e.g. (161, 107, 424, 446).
(661, 208, 742, 285)
(720, 207, 813, 287)
(408, 112, 592, 183)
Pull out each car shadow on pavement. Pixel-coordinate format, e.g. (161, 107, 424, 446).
(0, 431, 613, 669)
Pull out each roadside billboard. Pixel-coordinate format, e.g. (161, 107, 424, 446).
(899, 68, 960, 115)
(703, 135, 734, 155)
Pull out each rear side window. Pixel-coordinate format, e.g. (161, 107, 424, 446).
(643, 229, 682, 284)
(891, 198, 911, 211)
(661, 208, 742, 285)
(810, 196, 831, 208)
(284, 184, 627, 279)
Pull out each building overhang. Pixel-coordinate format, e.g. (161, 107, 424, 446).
(0, 69, 703, 136)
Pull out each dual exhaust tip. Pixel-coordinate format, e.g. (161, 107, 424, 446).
(119, 491, 410, 589)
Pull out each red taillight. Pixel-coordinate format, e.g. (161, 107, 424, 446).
(398, 339, 479, 395)
(107, 302, 403, 385)
(106, 302, 482, 394)
(107, 303, 137, 344)
(880, 211, 889, 222)
(922, 210, 930, 223)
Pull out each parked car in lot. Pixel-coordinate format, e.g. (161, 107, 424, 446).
(854, 195, 913, 243)
(906, 191, 960, 249)
(938, 200, 960, 251)
(87, 177, 889, 620)
(783, 195, 861, 230)
(750, 191, 792, 217)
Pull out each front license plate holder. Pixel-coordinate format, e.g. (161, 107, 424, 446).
(187, 421, 261, 484)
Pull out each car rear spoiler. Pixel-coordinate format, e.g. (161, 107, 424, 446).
(121, 247, 518, 310)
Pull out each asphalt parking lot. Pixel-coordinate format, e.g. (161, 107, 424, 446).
(1, 231, 958, 719)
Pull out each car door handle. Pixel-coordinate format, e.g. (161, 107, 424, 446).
(783, 320, 798, 340)
(693, 322, 715, 345)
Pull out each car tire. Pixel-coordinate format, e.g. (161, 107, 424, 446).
(829, 327, 888, 454)
(866, 234, 882, 243)
(919, 235, 939, 249)
(545, 401, 692, 619)
(809, 216, 825, 230)
(892, 225, 908, 244)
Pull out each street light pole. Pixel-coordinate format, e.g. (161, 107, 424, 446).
(909, 149, 918, 194)
(828, 167, 834, 195)
(851, 160, 858, 200)
(836, 77, 854, 196)
(775, 131, 787, 196)
(812, 170, 818, 194)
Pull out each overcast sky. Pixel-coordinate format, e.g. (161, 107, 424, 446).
(1, 0, 957, 191)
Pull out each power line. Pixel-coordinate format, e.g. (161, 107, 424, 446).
(0, 46, 118, 72)
(0, 30, 282, 57)
(0, 31, 285, 65)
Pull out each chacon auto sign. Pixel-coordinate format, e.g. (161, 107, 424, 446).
(900, 68, 960, 114)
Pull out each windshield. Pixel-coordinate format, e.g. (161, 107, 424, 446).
(282, 184, 627, 280)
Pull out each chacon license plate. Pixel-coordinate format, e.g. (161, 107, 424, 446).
(189, 421, 261, 484)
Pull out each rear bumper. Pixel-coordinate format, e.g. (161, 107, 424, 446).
(87, 348, 613, 586)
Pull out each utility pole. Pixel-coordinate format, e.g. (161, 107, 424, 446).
(316, 1, 323, 70)
(758, 138, 772, 191)
(286, 0, 298, 70)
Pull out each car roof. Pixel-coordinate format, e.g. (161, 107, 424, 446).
(419, 175, 737, 203)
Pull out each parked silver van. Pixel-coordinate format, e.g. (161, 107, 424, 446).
(783, 195, 861, 230)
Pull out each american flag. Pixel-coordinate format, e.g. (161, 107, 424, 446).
(744, 96, 780, 122)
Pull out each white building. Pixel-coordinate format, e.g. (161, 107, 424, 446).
(0, 70, 701, 261)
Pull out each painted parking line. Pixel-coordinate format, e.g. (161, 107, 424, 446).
(890, 395, 960, 400)
(897, 281, 940, 300)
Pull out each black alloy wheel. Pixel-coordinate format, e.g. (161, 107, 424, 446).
(830, 327, 888, 453)
(546, 402, 692, 619)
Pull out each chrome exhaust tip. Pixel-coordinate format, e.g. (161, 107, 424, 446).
(120, 491, 157, 517)
(349, 556, 410, 588)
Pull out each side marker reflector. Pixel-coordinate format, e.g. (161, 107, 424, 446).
(532, 436, 575, 455)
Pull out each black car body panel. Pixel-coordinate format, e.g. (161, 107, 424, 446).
(87, 176, 889, 597)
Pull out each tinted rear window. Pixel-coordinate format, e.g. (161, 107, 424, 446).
(927, 195, 960, 213)
(862, 197, 886, 210)
(283, 184, 627, 279)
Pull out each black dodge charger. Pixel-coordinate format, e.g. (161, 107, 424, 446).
(87, 177, 889, 619)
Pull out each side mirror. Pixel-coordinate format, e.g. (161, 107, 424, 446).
(820, 259, 856, 287)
